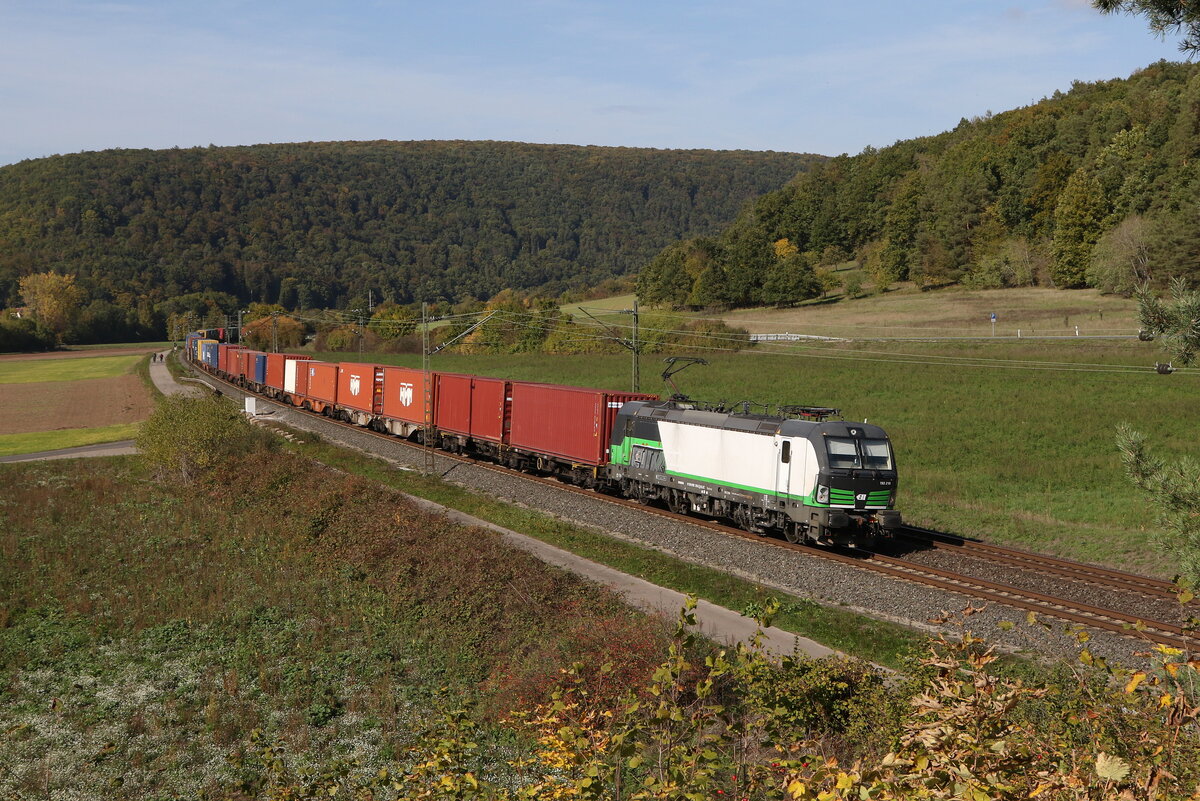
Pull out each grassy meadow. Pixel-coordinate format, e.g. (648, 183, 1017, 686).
(560, 286, 1140, 339)
(315, 332, 1190, 576)
(0, 353, 143, 384)
(721, 285, 1139, 338)
(0, 422, 141, 457)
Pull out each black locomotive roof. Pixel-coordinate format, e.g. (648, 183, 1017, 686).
(778, 418, 889, 440)
(621, 400, 890, 440)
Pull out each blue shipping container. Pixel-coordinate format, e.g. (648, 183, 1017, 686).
(202, 342, 220, 367)
(252, 353, 267, 384)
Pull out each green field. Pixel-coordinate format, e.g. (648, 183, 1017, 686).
(0, 354, 142, 384)
(0, 423, 141, 457)
(314, 335, 1192, 576)
(560, 292, 639, 319)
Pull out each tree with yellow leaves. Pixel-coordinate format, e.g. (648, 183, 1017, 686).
(18, 271, 85, 343)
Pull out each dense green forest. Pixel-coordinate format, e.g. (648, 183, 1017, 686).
(639, 60, 1200, 308)
(0, 140, 817, 342)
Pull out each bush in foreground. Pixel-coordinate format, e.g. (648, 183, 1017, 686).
(136, 395, 271, 482)
(226, 602, 1200, 801)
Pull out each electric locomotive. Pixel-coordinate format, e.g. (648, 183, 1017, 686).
(607, 400, 901, 546)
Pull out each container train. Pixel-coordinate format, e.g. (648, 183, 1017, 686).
(185, 332, 901, 547)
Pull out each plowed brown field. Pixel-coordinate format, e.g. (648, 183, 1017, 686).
(0, 375, 155, 435)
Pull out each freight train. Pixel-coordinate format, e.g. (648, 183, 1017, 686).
(185, 333, 901, 547)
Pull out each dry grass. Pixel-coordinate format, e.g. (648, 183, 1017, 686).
(719, 286, 1139, 337)
(561, 286, 1140, 338)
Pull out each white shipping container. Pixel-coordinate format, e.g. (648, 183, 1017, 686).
(284, 359, 298, 393)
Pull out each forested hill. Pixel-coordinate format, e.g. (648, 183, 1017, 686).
(639, 60, 1200, 308)
(0, 140, 818, 310)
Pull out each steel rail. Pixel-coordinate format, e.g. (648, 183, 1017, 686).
(896, 525, 1185, 601)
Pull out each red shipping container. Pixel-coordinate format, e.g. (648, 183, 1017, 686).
(508, 383, 656, 466)
(305, 362, 338, 404)
(337, 363, 384, 414)
(433, 372, 508, 443)
(265, 353, 306, 391)
(239, 350, 266, 381)
(218, 343, 242, 375)
(379, 366, 432, 424)
(229, 348, 244, 379)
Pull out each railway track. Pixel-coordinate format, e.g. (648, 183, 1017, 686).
(895, 525, 1187, 602)
(196, 362, 1197, 652)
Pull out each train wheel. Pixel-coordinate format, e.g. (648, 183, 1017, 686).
(784, 523, 804, 544)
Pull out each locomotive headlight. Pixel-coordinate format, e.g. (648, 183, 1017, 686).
(816, 485, 829, 504)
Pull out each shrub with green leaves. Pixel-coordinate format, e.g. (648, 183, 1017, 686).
(136, 395, 270, 482)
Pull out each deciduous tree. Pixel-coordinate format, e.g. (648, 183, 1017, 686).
(1088, 214, 1152, 295)
(368, 302, 418, 340)
(242, 314, 306, 351)
(138, 396, 268, 484)
(1051, 169, 1108, 288)
(18, 271, 85, 343)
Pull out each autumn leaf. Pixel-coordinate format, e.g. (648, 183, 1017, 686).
(1095, 752, 1130, 782)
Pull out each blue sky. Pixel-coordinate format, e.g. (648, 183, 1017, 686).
(0, 1, 1186, 167)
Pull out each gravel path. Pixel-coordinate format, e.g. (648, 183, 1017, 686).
(214, 376, 1166, 668)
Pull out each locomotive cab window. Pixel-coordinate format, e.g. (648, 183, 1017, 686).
(780, 441, 791, 463)
(825, 437, 861, 469)
(862, 439, 893, 470)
